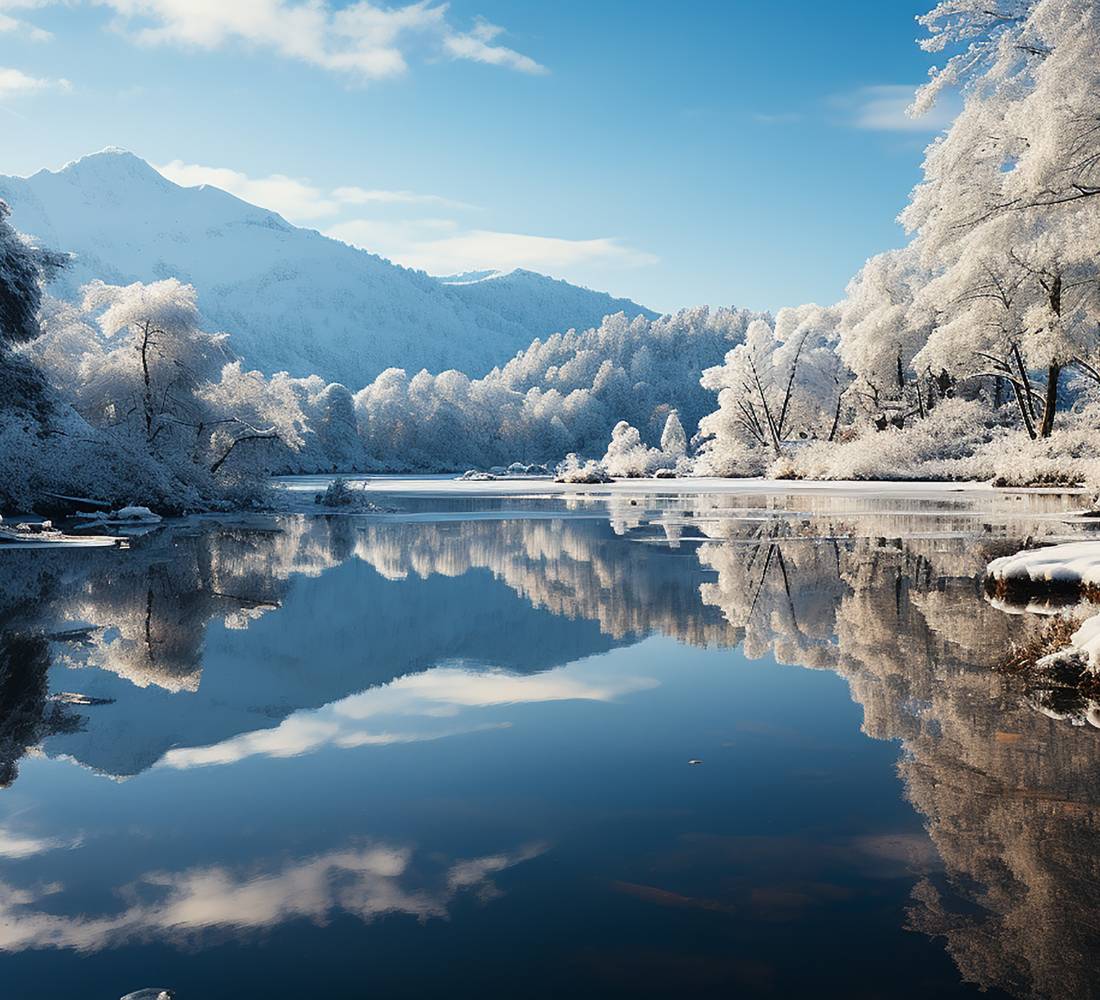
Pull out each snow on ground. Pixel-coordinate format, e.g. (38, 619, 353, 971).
(988, 542, 1100, 590)
(277, 474, 1078, 501)
(1056, 615, 1100, 674)
(987, 540, 1100, 682)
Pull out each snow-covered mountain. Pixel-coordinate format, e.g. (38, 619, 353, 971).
(0, 150, 657, 388)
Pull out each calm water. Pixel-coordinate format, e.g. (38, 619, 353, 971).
(0, 487, 1098, 999)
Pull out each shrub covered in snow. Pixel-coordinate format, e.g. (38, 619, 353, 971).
(554, 454, 612, 484)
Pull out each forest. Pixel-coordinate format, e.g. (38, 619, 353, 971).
(1, 0, 1098, 511)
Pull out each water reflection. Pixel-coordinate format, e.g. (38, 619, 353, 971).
(0, 839, 546, 953)
(0, 491, 1095, 998)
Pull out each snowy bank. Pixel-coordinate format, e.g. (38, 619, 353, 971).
(987, 542, 1100, 595)
(986, 541, 1100, 723)
(0, 518, 125, 549)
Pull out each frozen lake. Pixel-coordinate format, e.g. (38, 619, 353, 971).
(0, 483, 1097, 999)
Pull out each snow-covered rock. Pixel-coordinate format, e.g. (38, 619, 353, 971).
(987, 542, 1100, 590)
(113, 506, 162, 522)
(0, 150, 656, 388)
(987, 542, 1100, 682)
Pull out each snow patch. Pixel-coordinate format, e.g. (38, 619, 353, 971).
(987, 542, 1100, 590)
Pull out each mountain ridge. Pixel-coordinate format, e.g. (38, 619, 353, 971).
(0, 149, 658, 388)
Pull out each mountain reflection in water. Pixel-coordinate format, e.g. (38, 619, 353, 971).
(0, 489, 1096, 1000)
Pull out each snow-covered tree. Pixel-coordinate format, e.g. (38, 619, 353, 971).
(904, 0, 1100, 436)
(602, 421, 658, 477)
(837, 249, 937, 428)
(694, 308, 851, 474)
(660, 410, 687, 459)
(76, 279, 229, 449)
(0, 200, 66, 346)
(30, 279, 305, 505)
(347, 306, 760, 471)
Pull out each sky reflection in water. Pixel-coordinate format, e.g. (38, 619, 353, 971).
(0, 490, 1096, 999)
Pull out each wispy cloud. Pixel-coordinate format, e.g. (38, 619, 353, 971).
(0, 839, 547, 952)
(156, 160, 340, 220)
(752, 111, 802, 125)
(155, 158, 656, 279)
(87, 0, 546, 81)
(155, 159, 472, 222)
(328, 220, 658, 277)
(442, 16, 547, 75)
(160, 662, 658, 770)
(0, 825, 79, 860)
(0, 1, 53, 41)
(0, 66, 70, 99)
(832, 83, 960, 133)
(332, 185, 475, 211)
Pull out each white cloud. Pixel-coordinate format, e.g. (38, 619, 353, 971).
(90, 0, 546, 80)
(0, 66, 70, 99)
(0, 1, 53, 41)
(159, 662, 657, 770)
(155, 159, 472, 225)
(834, 84, 961, 133)
(333, 185, 475, 211)
(443, 17, 547, 75)
(0, 825, 78, 859)
(153, 158, 655, 280)
(156, 159, 339, 220)
(328, 220, 658, 278)
(0, 839, 547, 952)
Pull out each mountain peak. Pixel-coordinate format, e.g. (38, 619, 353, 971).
(0, 152, 657, 387)
(47, 148, 168, 187)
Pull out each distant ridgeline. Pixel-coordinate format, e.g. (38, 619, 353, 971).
(0, 150, 657, 389)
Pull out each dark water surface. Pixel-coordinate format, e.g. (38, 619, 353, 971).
(0, 487, 1098, 999)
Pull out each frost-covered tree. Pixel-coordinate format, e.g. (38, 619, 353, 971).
(76, 279, 229, 450)
(0, 201, 66, 347)
(30, 279, 305, 506)
(659, 410, 687, 459)
(348, 307, 760, 471)
(698, 319, 787, 457)
(772, 303, 851, 439)
(904, 0, 1100, 436)
(694, 308, 850, 474)
(601, 420, 671, 478)
(837, 249, 937, 427)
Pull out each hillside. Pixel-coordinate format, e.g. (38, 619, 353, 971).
(0, 149, 656, 388)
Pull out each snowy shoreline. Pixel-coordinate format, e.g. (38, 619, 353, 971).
(986, 541, 1100, 725)
(277, 474, 1087, 502)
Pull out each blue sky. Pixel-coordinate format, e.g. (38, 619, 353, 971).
(0, 1, 953, 313)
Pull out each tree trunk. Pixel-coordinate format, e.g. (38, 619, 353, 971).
(828, 392, 844, 442)
(1011, 380, 1037, 439)
(1039, 362, 1060, 438)
(210, 432, 278, 475)
(139, 320, 154, 444)
(1011, 343, 1037, 425)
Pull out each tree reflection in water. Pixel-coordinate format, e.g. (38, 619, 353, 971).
(0, 490, 1094, 998)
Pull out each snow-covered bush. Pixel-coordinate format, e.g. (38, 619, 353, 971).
(779, 399, 1002, 481)
(601, 421, 656, 478)
(554, 454, 612, 484)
